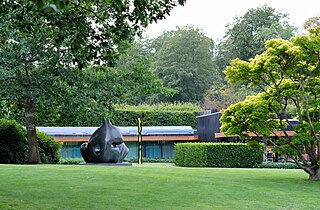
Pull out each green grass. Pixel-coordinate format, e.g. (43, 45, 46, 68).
(1, 163, 320, 210)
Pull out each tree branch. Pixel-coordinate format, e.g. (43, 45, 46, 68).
(71, 2, 105, 22)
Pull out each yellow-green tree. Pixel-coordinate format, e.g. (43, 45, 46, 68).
(221, 27, 320, 181)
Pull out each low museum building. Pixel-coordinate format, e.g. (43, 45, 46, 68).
(37, 126, 197, 159)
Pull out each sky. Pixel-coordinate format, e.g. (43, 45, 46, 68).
(143, 0, 320, 40)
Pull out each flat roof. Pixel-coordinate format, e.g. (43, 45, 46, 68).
(196, 112, 221, 119)
(37, 126, 195, 137)
(215, 131, 296, 138)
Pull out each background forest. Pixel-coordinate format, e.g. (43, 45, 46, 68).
(1, 5, 319, 127)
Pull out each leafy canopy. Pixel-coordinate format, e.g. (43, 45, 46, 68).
(222, 26, 320, 180)
(206, 5, 296, 111)
(153, 26, 217, 103)
(0, 0, 186, 162)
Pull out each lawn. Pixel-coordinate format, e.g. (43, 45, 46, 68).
(1, 163, 320, 210)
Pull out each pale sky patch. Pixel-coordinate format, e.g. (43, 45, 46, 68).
(144, 0, 320, 40)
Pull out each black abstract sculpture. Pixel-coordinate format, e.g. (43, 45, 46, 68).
(80, 120, 129, 163)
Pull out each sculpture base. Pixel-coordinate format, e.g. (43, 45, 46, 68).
(79, 162, 132, 166)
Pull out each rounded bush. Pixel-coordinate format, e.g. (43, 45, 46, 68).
(0, 119, 28, 164)
(37, 131, 62, 164)
(0, 118, 62, 164)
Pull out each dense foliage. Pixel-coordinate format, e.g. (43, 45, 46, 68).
(222, 27, 320, 180)
(202, 83, 258, 110)
(110, 103, 201, 128)
(58, 158, 84, 165)
(0, 119, 62, 164)
(115, 44, 174, 105)
(0, 0, 185, 163)
(254, 162, 299, 169)
(37, 131, 62, 164)
(151, 26, 217, 103)
(215, 5, 296, 71)
(204, 5, 296, 111)
(303, 15, 320, 30)
(1, 63, 169, 127)
(0, 119, 28, 164)
(113, 103, 201, 112)
(174, 143, 263, 168)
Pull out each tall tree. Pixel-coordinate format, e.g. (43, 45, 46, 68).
(216, 5, 296, 69)
(222, 27, 320, 181)
(113, 43, 174, 105)
(153, 26, 218, 103)
(143, 30, 175, 58)
(0, 0, 186, 163)
(207, 5, 296, 110)
(303, 15, 320, 30)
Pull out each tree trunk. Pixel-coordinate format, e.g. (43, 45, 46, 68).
(262, 137, 267, 162)
(309, 168, 320, 181)
(22, 84, 41, 164)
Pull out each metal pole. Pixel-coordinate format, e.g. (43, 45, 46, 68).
(137, 117, 142, 164)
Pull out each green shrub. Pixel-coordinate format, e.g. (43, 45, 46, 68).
(254, 162, 299, 169)
(174, 143, 263, 168)
(0, 119, 28, 164)
(125, 158, 174, 163)
(109, 103, 200, 128)
(59, 158, 84, 165)
(37, 131, 62, 164)
(0, 118, 62, 164)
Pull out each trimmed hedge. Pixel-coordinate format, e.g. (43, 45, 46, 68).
(113, 103, 200, 112)
(174, 143, 263, 168)
(0, 118, 62, 164)
(125, 158, 174, 163)
(109, 104, 200, 128)
(254, 162, 299, 169)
